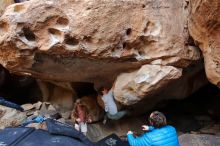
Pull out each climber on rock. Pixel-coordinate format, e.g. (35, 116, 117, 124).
(98, 84, 129, 124)
(127, 111, 180, 146)
(71, 99, 92, 136)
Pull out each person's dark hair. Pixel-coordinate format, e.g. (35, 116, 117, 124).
(148, 111, 167, 128)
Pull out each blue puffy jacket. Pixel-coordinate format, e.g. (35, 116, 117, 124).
(127, 125, 180, 146)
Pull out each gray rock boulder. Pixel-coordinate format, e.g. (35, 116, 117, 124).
(179, 134, 220, 146)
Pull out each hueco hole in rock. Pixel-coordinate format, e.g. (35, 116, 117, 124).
(0, 0, 220, 146)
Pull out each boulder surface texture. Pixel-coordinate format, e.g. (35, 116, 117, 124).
(0, 0, 14, 15)
(0, 0, 213, 108)
(179, 134, 220, 146)
(189, 0, 220, 87)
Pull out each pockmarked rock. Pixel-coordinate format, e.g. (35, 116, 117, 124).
(0, 0, 207, 109)
(189, 0, 220, 87)
(0, 0, 200, 88)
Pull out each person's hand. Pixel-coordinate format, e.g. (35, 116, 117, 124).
(74, 124, 80, 131)
(102, 88, 108, 95)
(127, 131, 133, 135)
(76, 118, 81, 122)
(142, 125, 150, 131)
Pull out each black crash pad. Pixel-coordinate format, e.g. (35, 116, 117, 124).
(0, 119, 129, 146)
(0, 128, 88, 146)
(96, 134, 129, 146)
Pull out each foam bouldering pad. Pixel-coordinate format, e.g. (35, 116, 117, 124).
(96, 134, 129, 146)
(0, 119, 94, 146)
(0, 119, 128, 146)
(0, 128, 88, 146)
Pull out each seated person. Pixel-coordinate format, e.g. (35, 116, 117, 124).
(127, 111, 180, 146)
(71, 99, 92, 136)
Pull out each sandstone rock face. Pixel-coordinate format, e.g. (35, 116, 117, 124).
(0, 0, 199, 82)
(0, 0, 14, 15)
(179, 134, 220, 146)
(189, 0, 220, 87)
(37, 80, 77, 110)
(0, 0, 204, 107)
(0, 105, 26, 129)
(114, 65, 182, 105)
(49, 86, 75, 110)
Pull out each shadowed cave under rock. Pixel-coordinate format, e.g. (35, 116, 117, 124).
(0, 65, 220, 141)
